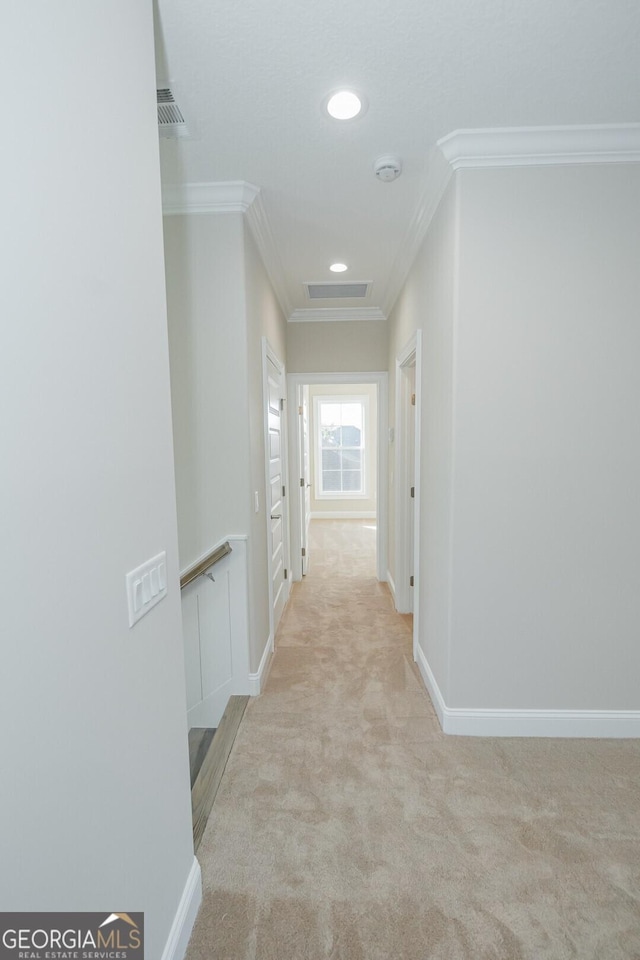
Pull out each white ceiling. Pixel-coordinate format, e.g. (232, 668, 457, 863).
(155, 0, 640, 321)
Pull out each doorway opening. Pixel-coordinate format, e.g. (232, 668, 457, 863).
(287, 372, 388, 585)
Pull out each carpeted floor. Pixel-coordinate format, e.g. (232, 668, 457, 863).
(186, 520, 640, 960)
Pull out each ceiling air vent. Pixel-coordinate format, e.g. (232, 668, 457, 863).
(157, 84, 189, 138)
(306, 282, 370, 300)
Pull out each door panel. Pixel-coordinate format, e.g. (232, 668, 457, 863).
(270, 477, 281, 508)
(271, 516, 283, 552)
(269, 432, 280, 460)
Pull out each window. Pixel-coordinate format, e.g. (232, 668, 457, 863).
(314, 396, 368, 498)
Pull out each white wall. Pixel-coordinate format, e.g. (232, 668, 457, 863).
(0, 3, 195, 956)
(164, 213, 250, 569)
(390, 159, 640, 720)
(388, 176, 458, 702)
(450, 163, 640, 710)
(308, 383, 378, 516)
(287, 320, 388, 372)
(163, 213, 287, 675)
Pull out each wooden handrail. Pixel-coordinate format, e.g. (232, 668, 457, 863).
(180, 542, 232, 590)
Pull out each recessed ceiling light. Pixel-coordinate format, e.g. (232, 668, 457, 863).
(330, 262, 348, 273)
(326, 90, 362, 120)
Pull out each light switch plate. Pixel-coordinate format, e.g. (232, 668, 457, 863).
(126, 551, 167, 627)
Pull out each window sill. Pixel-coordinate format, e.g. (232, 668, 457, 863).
(316, 492, 368, 500)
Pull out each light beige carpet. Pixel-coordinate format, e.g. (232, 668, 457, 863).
(187, 521, 640, 960)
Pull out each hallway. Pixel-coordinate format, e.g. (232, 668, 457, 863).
(186, 521, 640, 960)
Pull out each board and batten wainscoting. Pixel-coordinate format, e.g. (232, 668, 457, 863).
(180, 536, 254, 729)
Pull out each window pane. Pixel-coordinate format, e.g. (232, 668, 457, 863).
(320, 403, 342, 427)
(316, 397, 366, 497)
(342, 470, 362, 492)
(340, 403, 362, 431)
(341, 425, 361, 446)
(321, 425, 340, 447)
(322, 471, 342, 492)
(322, 449, 340, 471)
(341, 449, 361, 470)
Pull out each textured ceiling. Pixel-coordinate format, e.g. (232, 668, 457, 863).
(155, 0, 640, 320)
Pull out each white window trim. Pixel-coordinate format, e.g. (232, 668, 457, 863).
(313, 394, 369, 500)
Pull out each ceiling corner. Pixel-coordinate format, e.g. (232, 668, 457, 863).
(288, 307, 387, 323)
(244, 191, 292, 319)
(381, 147, 453, 318)
(162, 180, 260, 215)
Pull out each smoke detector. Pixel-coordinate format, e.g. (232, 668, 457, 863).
(374, 155, 402, 182)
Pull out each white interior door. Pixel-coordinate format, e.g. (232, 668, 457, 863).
(395, 344, 419, 615)
(299, 385, 311, 575)
(394, 333, 421, 662)
(406, 366, 416, 612)
(266, 349, 288, 634)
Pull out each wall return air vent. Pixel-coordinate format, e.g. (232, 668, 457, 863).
(157, 84, 189, 139)
(306, 282, 370, 300)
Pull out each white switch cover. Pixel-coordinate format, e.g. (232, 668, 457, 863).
(254, 491, 259, 513)
(126, 551, 167, 627)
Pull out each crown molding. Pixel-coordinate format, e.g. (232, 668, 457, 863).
(438, 123, 640, 171)
(244, 190, 292, 319)
(162, 179, 292, 319)
(288, 307, 386, 323)
(382, 123, 640, 318)
(162, 180, 260, 215)
(382, 146, 453, 318)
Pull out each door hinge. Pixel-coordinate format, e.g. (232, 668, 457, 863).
(411, 393, 416, 406)
(410, 486, 415, 498)
(301, 547, 306, 558)
(282, 485, 286, 497)
(300, 478, 305, 487)
(280, 398, 285, 411)
(410, 575, 414, 587)
(284, 568, 288, 580)
(298, 405, 303, 415)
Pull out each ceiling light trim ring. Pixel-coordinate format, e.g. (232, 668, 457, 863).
(323, 88, 369, 121)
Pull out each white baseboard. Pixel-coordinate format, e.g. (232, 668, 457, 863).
(386, 570, 396, 605)
(414, 643, 446, 729)
(414, 644, 640, 738)
(310, 511, 376, 520)
(387, 569, 413, 614)
(160, 857, 202, 960)
(248, 634, 272, 695)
